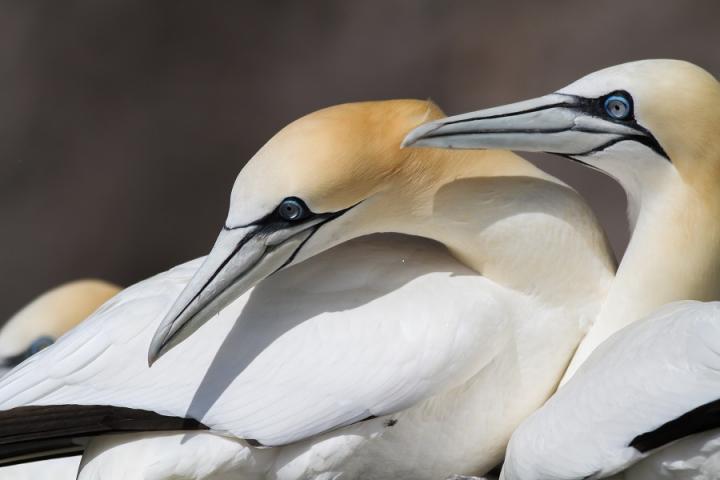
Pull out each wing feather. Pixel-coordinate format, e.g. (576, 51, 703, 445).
(0, 234, 511, 448)
(507, 301, 720, 478)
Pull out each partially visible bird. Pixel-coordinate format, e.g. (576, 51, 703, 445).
(0, 279, 121, 374)
(405, 59, 720, 479)
(0, 100, 614, 479)
(0, 279, 120, 480)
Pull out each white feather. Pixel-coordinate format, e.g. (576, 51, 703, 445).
(0, 233, 593, 478)
(502, 301, 720, 480)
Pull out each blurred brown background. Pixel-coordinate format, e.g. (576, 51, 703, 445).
(1, 0, 719, 320)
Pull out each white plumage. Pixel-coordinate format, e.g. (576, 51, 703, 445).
(0, 279, 120, 375)
(0, 457, 81, 480)
(406, 60, 720, 479)
(616, 431, 720, 480)
(501, 301, 720, 480)
(0, 100, 614, 479)
(0, 280, 119, 480)
(0, 233, 601, 479)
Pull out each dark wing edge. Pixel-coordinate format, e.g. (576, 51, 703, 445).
(630, 397, 720, 453)
(0, 404, 208, 466)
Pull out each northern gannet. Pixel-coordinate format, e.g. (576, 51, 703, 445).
(0, 100, 614, 479)
(0, 279, 120, 480)
(405, 60, 720, 479)
(0, 279, 120, 374)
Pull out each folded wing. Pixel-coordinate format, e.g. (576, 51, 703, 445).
(0, 234, 512, 460)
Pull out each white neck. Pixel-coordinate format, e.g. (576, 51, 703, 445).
(402, 173, 614, 315)
(562, 156, 720, 380)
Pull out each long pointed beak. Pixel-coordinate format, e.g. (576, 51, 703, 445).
(402, 94, 640, 156)
(148, 214, 334, 364)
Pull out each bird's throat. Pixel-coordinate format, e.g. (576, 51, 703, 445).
(562, 179, 720, 381)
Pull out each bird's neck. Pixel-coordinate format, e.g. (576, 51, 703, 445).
(399, 166, 615, 315)
(563, 173, 720, 379)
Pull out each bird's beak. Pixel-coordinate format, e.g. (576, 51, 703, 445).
(147, 213, 338, 364)
(402, 93, 645, 156)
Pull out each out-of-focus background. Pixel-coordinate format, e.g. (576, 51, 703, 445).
(2, 0, 718, 319)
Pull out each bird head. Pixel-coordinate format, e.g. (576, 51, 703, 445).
(149, 99, 508, 363)
(404, 60, 720, 215)
(0, 280, 120, 372)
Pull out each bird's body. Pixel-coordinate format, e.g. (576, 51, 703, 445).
(503, 301, 720, 480)
(0, 100, 614, 479)
(0, 279, 120, 374)
(0, 279, 120, 479)
(615, 429, 720, 480)
(39, 234, 592, 480)
(406, 60, 720, 480)
(0, 457, 82, 480)
(0, 228, 608, 479)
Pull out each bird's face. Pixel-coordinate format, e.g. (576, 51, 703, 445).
(405, 60, 720, 205)
(148, 100, 451, 362)
(0, 336, 54, 374)
(0, 280, 120, 373)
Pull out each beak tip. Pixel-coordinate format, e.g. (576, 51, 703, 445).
(147, 330, 170, 367)
(147, 345, 160, 367)
(400, 133, 419, 148)
(402, 121, 442, 148)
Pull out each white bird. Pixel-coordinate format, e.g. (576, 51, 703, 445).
(405, 60, 720, 479)
(0, 279, 120, 480)
(0, 100, 615, 479)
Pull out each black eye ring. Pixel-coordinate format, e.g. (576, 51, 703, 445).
(277, 197, 307, 221)
(603, 93, 632, 120)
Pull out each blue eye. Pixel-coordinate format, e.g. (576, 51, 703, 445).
(28, 336, 54, 355)
(604, 95, 631, 120)
(277, 198, 306, 221)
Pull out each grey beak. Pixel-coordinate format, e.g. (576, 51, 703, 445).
(402, 93, 641, 156)
(148, 215, 331, 365)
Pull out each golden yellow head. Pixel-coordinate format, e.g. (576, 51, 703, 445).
(0, 280, 120, 367)
(228, 99, 449, 226)
(148, 99, 539, 363)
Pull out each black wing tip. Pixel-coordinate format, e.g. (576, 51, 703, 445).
(630, 397, 720, 453)
(0, 404, 208, 466)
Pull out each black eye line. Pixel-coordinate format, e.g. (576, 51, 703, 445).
(160, 198, 364, 349)
(270, 200, 363, 275)
(165, 204, 320, 337)
(195, 199, 362, 318)
(0, 337, 55, 368)
(0, 351, 27, 368)
(568, 90, 635, 124)
(224, 197, 316, 231)
(561, 92, 670, 161)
